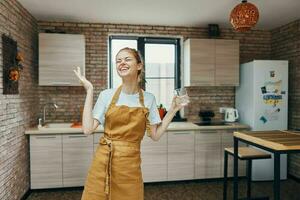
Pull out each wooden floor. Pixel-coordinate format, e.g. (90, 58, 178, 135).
(26, 178, 300, 200)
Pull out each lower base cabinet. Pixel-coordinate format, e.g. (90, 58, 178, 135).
(62, 134, 93, 187)
(30, 135, 63, 189)
(141, 134, 167, 182)
(93, 133, 103, 153)
(167, 131, 195, 181)
(195, 130, 222, 179)
(29, 128, 248, 189)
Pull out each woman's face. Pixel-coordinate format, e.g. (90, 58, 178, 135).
(116, 50, 141, 79)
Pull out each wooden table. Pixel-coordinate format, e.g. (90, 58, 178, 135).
(233, 130, 300, 200)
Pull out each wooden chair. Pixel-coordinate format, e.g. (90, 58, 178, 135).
(223, 147, 271, 200)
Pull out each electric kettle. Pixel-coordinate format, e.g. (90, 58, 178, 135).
(225, 108, 239, 122)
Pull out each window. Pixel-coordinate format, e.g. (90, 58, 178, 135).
(109, 36, 180, 110)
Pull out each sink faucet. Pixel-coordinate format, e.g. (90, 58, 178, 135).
(43, 102, 58, 125)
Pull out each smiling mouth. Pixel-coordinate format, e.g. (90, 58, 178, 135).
(119, 67, 129, 72)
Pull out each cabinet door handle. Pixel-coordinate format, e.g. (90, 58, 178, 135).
(200, 131, 218, 134)
(68, 135, 87, 138)
(35, 136, 57, 139)
(51, 82, 71, 85)
(172, 132, 192, 135)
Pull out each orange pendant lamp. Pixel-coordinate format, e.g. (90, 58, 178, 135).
(230, 0, 259, 32)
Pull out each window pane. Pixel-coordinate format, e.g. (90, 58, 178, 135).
(145, 43, 176, 110)
(145, 44, 175, 78)
(145, 78, 174, 110)
(110, 39, 137, 88)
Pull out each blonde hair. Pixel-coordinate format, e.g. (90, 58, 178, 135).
(116, 47, 145, 86)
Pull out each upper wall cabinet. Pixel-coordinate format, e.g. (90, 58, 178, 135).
(39, 33, 85, 86)
(183, 39, 239, 86)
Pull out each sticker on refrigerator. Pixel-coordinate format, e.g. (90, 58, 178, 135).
(264, 80, 282, 94)
(263, 94, 282, 106)
(259, 116, 267, 124)
(262, 79, 284, 106)
(263, 108, 280, 121)
(261, 86, 267, 94)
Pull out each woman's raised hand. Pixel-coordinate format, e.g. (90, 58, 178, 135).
(73, 67, 93, 92)
(171, 93, 190, 112)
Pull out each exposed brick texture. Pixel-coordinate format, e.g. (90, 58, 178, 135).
(271, 19, 300, 178)
(0, 0, 38, 200)
(2, 1, 299, 199)
(37, 22, 271, 122)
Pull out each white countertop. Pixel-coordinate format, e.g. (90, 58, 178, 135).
(25, 122, 250, 135)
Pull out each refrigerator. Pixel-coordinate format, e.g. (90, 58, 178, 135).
(235, 60, 288, 181)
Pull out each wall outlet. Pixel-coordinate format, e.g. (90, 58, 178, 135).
(219, 107, 227, 113)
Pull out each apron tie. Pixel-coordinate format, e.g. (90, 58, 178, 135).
(100, 136, 113, 198)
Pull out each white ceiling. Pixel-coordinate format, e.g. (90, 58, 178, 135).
(18, 0, 300, 30)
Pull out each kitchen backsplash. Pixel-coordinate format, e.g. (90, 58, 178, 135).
(38, 22, 271, 123)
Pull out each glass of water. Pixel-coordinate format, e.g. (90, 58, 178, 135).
(174, 88, 190, 106)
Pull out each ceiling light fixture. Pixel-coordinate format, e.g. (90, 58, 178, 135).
(230, 0, 259, 32)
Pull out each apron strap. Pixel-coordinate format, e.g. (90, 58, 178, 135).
(107, 85, 122, 111)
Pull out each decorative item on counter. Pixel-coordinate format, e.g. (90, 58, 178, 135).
(157, 104, 166, 120)
(230, 0, 259, 32)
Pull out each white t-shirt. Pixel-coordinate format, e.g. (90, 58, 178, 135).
(92, 88, 162, 126)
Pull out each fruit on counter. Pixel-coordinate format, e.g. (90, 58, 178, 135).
(158, 104, 166, 120)
(71, 122, 82, 128)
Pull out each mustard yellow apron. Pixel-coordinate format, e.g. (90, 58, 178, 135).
(81, 86, 151, 200)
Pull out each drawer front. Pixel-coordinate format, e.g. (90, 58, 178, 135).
(167, 131, 195, 180)
(30, 135, 63, 189)
(62, 134, 93, 187)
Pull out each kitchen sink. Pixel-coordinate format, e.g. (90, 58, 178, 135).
(39, 123, 73, 129)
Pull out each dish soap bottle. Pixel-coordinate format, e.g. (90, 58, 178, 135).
(38, 118, 42, 128)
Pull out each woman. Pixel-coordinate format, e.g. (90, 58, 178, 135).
(74, 47, 189, 200)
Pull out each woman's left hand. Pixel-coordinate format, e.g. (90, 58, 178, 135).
(170, 95, 190, 112)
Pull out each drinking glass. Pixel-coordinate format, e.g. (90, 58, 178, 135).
(174, 88, 190, 106)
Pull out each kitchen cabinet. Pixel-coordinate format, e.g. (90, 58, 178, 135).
(215, 40, 240, 86)
(221, 129, 246, 177)
(195, 130, 222, 179)
(28, 125, 250, 189)
(93, 133, 103, 153)
(183, 38, 239, 86)
(39, 33, 85, 86)
(141, 134, 167, 182)
(30, 134, 63, 189)
(62, 134, 93, 187)
(167, 130, 195, 180)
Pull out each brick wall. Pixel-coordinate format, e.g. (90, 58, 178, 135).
(271, 19, 300, 178)
(0, 0, 38, 200)
(38, 22, 271, 122)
